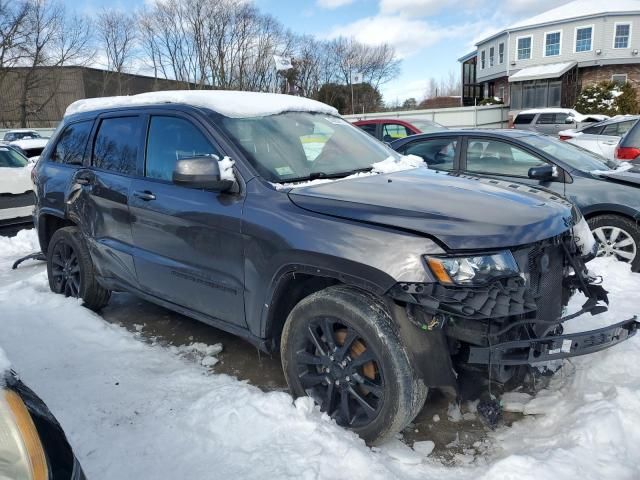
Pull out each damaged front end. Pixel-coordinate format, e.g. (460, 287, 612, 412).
(390, 219, 638, 389)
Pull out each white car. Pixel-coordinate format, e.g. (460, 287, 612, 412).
(0, 146, 34, 223)
(559, 116, 639, 160)
(512, 108, 608, 136)
(2, 129, 43, 142)
(9, 138, 49, 159)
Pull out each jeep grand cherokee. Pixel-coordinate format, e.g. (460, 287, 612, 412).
(31, 91, 638, 443)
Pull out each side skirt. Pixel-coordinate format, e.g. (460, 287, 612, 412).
(96, 275, 273, 353)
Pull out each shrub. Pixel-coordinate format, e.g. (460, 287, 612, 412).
(574, 81, 639, 116)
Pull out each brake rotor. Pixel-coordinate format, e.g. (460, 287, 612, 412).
(335, 329, 377, 380)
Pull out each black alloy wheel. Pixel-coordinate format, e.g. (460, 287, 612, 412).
(50, 241, 81, 297)
(297, 317, 385, 428)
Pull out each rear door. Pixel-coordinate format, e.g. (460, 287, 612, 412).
(461, 136, 566, 196)
(69, 114, 143, 287)
(128, 112, 246, 327)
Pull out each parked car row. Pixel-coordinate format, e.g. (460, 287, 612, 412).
(1, 129, 49, 160)
(22, 90, 637, 446)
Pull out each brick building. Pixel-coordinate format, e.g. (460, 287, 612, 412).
(459, 1, 640, 111)
(0, 66, 197, 128)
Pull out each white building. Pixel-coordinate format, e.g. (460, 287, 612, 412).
(460, 1, 640, 109)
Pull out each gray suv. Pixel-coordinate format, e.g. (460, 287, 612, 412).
(512, 109, 606, 136)
(31, 91, 638, 443)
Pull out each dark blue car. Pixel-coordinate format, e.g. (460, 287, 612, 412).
(391, 130, 640, 272)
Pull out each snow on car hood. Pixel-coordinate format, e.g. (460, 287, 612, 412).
(9, 138, 48, 150)
(65, 90, 339, 118)
(0, 165, 33, 195)
(289, 168, 575, 250)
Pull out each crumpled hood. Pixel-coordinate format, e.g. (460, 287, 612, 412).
(288, 169, 574, 250)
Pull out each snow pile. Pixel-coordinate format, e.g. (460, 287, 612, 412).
(591, 162, 634, 176)
(170, 342, 223, 367)
(1, 229, 640, 479)
(275, 154, 426, 190)
(65, 90, 338, 119)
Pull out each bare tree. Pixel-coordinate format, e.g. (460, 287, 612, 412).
(15, 0, 93, 126)
(95, 8, 137, 94)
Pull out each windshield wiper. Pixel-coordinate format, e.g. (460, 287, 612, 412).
(279, 167, 374, 184)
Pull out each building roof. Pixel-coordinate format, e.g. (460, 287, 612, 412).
(65, 90, 339, 119)
(476, 1, 640, 45)
(508, 61, 577, 82)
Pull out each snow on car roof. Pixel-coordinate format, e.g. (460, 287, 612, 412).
(65, 90, 339, 119)
(9, 138, 48, 149)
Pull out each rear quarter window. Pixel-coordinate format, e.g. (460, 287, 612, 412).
(51, 121, 93, 165)
(514, 114, 535, 124)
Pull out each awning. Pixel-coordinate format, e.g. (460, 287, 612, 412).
(508, 61, 577, 83)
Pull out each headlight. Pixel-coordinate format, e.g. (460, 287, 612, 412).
(426, 251, 519, 286)
(0, 388, 48, 480)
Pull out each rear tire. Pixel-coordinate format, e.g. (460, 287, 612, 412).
(588, 214, 639, 272)
(46, 226, 111, 311)
(281, 285, 428, 444)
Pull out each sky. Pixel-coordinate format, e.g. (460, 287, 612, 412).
(65, 0, 574, 104)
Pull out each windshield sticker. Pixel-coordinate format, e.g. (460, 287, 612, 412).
(275, 166, 294, 176)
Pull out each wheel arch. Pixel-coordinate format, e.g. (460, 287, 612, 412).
(582, 205, 640, 224)
(37, 210, 76, 254)
(260, 262, 394, 351)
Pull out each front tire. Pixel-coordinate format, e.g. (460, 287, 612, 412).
(281, 285, 428, 444)
(46, 226, 111, 310)
(588, 214, 639, 272)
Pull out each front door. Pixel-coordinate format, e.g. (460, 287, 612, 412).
(129, 113, 246, 328)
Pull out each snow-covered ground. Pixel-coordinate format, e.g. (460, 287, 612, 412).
(1, 229, 639, 479)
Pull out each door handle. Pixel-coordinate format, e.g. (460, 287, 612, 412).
(133, 190, 156, 201)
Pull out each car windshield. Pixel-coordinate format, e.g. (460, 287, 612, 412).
(519, 134, 619, 172)
(411, 120, 446, 133)
(0, 147, 28, 167)
(218, 112, 396, 183)
(10, 131, 41, 140)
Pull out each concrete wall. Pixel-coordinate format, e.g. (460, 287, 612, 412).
(343, 105, 510, 129)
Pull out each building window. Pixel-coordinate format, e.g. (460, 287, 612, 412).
(612, 74, 628, 85)
(489, 47, 494, 67)
(575, 26, 593, 52)
(614, 24, 631, 49)
(545, 31, 561, 56)
(499, 43, 504, 63)
(510, 79, 562, 110)
(517, 36, 532, 60)
(481, 50, 485, 69)
(498, 86, 505, 100)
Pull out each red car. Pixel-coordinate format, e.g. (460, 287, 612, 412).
(352, 118, 446, 143)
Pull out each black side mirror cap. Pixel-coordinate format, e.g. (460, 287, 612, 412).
(528, 164, 555, 181)
(173, 156, 233, 191)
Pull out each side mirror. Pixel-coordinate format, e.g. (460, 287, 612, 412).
(565, 117, 575, 124)
(528, 164, 555, 181)
(172, 156, 233, 191)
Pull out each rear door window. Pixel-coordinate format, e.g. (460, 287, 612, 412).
(51, 121, 93, 165)
(514, 114, 535, 124)
(382, 123, 412, 142)
(145, 116, 220, 181)
(465, 138, 547, 177)
(92, 116, 142, 175)
(536, 113, 556, 124)
(399, 138, 457, 171)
